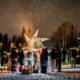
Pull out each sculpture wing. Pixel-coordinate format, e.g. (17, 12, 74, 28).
(32, 29, 39, 38)
(38, 38, 49, 42)
(24, 34, 31, 42)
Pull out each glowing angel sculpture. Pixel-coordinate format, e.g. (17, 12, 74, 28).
(24, 29, 49, 49)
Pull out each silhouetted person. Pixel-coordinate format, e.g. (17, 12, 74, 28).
(40, 48, 48, 73)
(27, 51, 33, 70)
(1, 52, 8, 69)
(18, 48, 25, 71)
(78, 49, 80, 56)
(77, 49, 80, 64)
(44, 48, 48, 70)
(67, 50, 71, 63)
(62, 48, 67, 63)
(56, 48, 62, 72)
(10, 47, 18, 73)
(50, 48, 56, 72)
(33, 60, 38, 69)
(71, 48, 77, 68)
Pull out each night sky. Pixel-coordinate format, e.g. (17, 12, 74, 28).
(0, 0, 80, 37)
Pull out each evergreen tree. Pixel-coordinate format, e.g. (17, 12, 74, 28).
(0, 33, 2, 42)
(21, 26, 27, 47)
(15, 36, 20, 48)
(2, 33, 9, 52)
(12, 35, 16, 43)
(0, 33, 3, 53)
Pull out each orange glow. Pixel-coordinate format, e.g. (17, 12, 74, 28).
(37, 48, 42, 61)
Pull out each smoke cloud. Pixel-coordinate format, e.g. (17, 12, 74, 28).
(0, 0, 80, 37)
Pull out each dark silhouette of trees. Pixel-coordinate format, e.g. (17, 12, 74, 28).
(15, 36, 21, 48)
(51, 21, 78, 48)
(69, 25, 78, 48)
(12, 35, 22, 48)
(12, 35, 16, 43)
(2, 34, 9, 52)
(0, 33, 3, 53)
(0, 33, 2, 42)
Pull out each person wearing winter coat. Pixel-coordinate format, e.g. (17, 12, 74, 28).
(50, 48, 56, 72)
